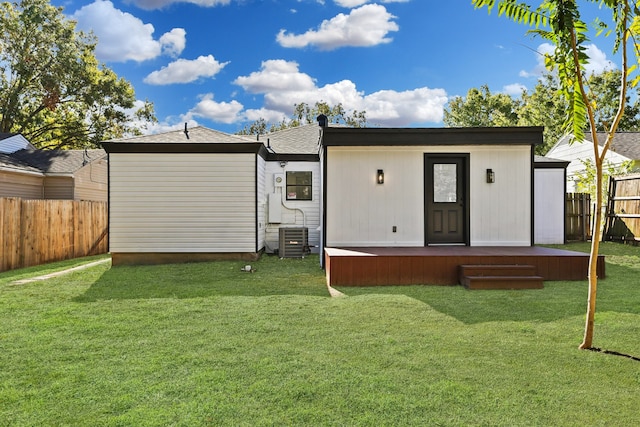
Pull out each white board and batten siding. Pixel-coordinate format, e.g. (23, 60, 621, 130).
(263, 161, 321, 253)
(326, 145, 532, 247)
(109, 153, 258, 253)
(534, 168, 565, 244)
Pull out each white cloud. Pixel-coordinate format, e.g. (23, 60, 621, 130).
(186, 93, 244, 124)
(144, 55, 229, 85)
(234, 60, 317, 93)
(160, 28, 187, 57)
(584, 44, 617, 75)
(521, 42, 616, 78)
(233, 59, 447, 126)
(334, 0, 408, 7)
(127, 0, 231, 11)
(276, 4, 399, 50)
(502, 83, 527, 96)
(71, 0, 185, 62)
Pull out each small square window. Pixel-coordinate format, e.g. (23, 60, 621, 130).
(286, 171, 312, 201)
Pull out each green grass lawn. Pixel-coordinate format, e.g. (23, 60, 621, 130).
(1, 243, 639, 426)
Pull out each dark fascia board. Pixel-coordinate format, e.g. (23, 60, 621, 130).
(101, 142, 268, 159)
(266, 153, 319, 162)
(534, 160, 570, 169)
(322, 126, 544, 147)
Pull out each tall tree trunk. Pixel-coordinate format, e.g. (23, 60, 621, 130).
(579, 155, 603, 349)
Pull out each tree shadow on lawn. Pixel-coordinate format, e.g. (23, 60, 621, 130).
(337, 262, 640, 325)
(75, 255, 330, 302)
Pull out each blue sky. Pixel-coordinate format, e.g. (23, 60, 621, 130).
(52, 0, 617, 134)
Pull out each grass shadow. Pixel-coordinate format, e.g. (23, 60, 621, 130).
(75, 255, 329, 302)
(337, 245, 640, 324)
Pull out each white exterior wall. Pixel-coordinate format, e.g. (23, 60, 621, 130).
(264, 161, 321, 253)
(109, 153, 257, 253)
(74, 158, 108, 202)
(534, 168, 566, 244)
(326, 145, 532, 247)
(257, 156, 266, 252)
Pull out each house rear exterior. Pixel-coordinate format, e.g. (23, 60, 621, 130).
(103, 124, 562, 266)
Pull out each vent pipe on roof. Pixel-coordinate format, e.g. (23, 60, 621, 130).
(317, 114, 328, 128)
(184, 123, 189, 139)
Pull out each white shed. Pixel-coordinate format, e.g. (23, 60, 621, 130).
(320, 127, 544, 254)
(534, 156, 569, 244)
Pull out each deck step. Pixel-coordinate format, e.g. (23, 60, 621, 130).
(462, 275, 544, 290)
(458, 264, 543, 290)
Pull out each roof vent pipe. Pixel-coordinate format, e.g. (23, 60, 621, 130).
(317, 114, 328, 128)
(184, 123, 189, 139)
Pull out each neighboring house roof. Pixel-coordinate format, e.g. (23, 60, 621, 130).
(107, 126, 255, 144)
(551, 132, 640, 161)
(8, 147, 107, 175)
(0, 133, 35, 154)
(0, 153, 43, 174)
(263, 124, 323, 155)
(592, 132, 640, 160)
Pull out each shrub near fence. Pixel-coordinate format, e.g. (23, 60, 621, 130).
(0, 198, 108, 272)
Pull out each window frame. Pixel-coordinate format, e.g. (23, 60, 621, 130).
(286, 171, 313, 201)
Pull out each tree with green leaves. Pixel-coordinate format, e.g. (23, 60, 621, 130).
(516, 73, 568, 154)
(237, 101, 367, 136)
(444, 84, 520, 128)
(473, 0, 639, 350)
(0, 0, 156, 149)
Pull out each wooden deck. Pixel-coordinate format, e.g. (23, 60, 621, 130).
(324, 246, 605, 287)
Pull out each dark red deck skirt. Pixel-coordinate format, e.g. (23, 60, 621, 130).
(324, 246, 605, 286)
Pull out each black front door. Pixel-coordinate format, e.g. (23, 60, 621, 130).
(425, 154, 469, 245)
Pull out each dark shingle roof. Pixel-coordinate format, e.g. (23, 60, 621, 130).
(263, 124, 323, 155)
(0, 153, 42, 173)
(107, 126, 254, 144)
(586, 132, 640, 160)
(9, 148, 106, 174)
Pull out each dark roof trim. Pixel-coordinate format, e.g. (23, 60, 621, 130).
(322, 127, 544, 147)
(266, 153, 319, 162)
(534, 160, 570, 169)
(102, 142, 268, 158)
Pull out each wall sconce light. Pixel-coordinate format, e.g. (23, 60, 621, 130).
(377, 169, 384, 184)
(486, 168, 495, 184)
(280, 161, 288, 168)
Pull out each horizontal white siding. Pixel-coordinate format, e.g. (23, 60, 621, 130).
(74, 159, 108, 202)
(257, 156, 266, 252)
(0, 135, 30, 154)
(0, 171, 44, 199)
(264, 161, 321, 253)
(326, 145, 532, 247)
(109, 153, 257, 253)
(43, 176, 74, 200)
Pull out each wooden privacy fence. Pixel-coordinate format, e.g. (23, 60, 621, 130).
(566, 193, 592, 242)
(1, 198, 108, 272)
(604, 174, 640, 243)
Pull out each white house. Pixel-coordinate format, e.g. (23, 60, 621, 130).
(102, 123, 568, 266)
(546, 132, 640, 191)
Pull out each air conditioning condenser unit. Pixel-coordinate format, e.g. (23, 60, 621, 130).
(279, 227, 309, 258)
